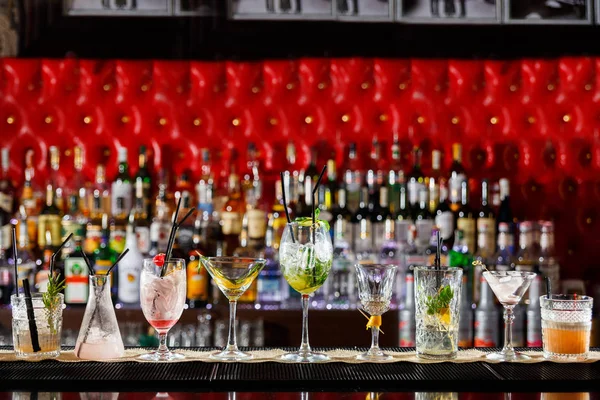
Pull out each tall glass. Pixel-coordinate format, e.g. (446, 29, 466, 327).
(414, 266, 462, 360)
(280, 222, 333, 363)
(199, 256, 266, 360)
(482, 270, 536, 361)
(355, 263, 397, 361)
(11, 293, 63, 359)
(541, 294, 593, 361)
(139, 258, 186, 361)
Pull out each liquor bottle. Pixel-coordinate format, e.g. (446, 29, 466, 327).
(63, 239, 88, 306)
(473, 215, 495, 305)
(304, 147, 320, 195)
(474, 275, 500, 347)
(196, 148, 214, 215)
(449, 143, 466, 213)
(329, 207, 356, 309)
(344, 143, 361, 213)
(93, 214, 116, 300)
(407, 147, 425, 208)
(435, 180, 455, 248)
(12, 211, 37, 289)
(186, 212, 214, 308)
(70, 146, 88, 217)
(0, 199, 9, 251)
(429, 150, 444, 212)
(135, 145, 152, 218)
(458, 274, 474, 347)
(176, 195, 196, 255)
(398, 270, 416, 347)
(117, 220, 143, 306)
(0, 228, 14, 304)
(332, 186, 352, 249)
(241, 143, 263, 209)
(62, 194, 88, 255)
(149, 205, 170, 256)
(84, 196, 104, 256)
(48, 146, 65, 214)
(497, 178, 513, 229)
(395, 183, 412, 223)
(0, 147, 16, 214)
(90, 164, 111, 219)
(514, 221, 538, 272)
(403, 224, 426, 270)
(131, 188, 151, 256)
(20, 151, 41, 246)
(372, 182, 392, 251)
(221, 164, 245, 255)
(526, 272, 543, 348)
(425, 227, 448, 266)
(284, 141, 300, 217)
(512, 295, 526, 348)
(112, 147, 133, 215)
(154, 168, 172, 219)
(109, 197, 127, 255)
(234, 215, 259, 303)
(388, 134, 404, 214)
(449, 230, 473, 305)
(174, 170, 195, 211)
(477, 179, 496, 254)
(414, 187, 433, 252)
(353, 188, 377, 264)
(257, 219, 283, 305)
(295, 171, 311, 218)
(456, 180, 475, 254)
(539, 221, 560, 292)
(37, 180, 62, 250)
(270, 179, 289, 246)
(493, 222, 514, 271)
(317, 158, 336, 237)
(34, 229, 54, 293)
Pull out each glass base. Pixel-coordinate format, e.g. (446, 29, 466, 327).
(416, 350, 457, 360)
(543, 350, 588, 361)
(356, 351, 392, 362)
(210, 349, 253, 361)
(280, 351, 330, 363)
(486, 350, 530, 362)
(138, 351, 185, 362)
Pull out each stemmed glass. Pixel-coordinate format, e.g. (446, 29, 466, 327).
(355, 263, 397, 361)
(200, 256, 265, 360)
(139, 258, 187, 361)
(483, 270, 536, 361)
(279, 222, 333, 363)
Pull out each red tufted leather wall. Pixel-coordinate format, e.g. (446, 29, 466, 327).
(1, 57, 599, 282)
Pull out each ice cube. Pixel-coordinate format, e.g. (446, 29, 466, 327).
(499, 276, 512, 283)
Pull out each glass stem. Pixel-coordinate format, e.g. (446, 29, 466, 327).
(369, 326, 381, 354)
(299, 294, 311, 354)
(503, 306, 515, 355)
(225, 300, 239, 352)
(157, 332, 169, 356)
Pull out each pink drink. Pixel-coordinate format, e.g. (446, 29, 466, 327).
(148, 319, 179, 331)
(140, 265, 186, 332)
(75, 341, 124, 360)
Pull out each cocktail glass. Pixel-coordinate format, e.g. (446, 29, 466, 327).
(541, 294, 593, 361)
(355, 263, 398, 361)
(279, 221, 333, 363)
(139, 258, 187, 361)
(414, 266, 462, 360)
(200, 256, 266, 360)
(482, 270, 536, 361)
(11, 293, 63, 359)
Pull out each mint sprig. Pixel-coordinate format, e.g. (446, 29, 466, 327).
(425, 285, 454, 315)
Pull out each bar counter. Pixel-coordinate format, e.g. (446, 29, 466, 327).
(1, 347, 599, 393)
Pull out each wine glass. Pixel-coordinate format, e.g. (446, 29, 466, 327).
(355, 263, 397, 361)
(483, 270, 536, 361)
(279, 221, 333, 363)
(200, 256, 265, 360)
(139, 258, 186, 361)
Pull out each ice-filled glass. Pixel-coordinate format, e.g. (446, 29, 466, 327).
(11, 293, 63, 359)
(541, 294, 593, 361)
(139, 258, 186, 361)
(414, 266, 462, 360)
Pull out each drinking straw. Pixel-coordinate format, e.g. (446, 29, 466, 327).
(81, 251, 95, 276)
(50, 233, 73, 276)
(545, 276, 552, 298)
(311, 165, 327, 242)
(280, 172, 295, 243)
(434, 230, 441, 270)
(106, 248, 130, 277)
(164, 197, 183, 263)
(21, 278, 41, 353)
(11, 225, 18, 295)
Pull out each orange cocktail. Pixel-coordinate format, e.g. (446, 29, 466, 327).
(540, 294, 593, 361)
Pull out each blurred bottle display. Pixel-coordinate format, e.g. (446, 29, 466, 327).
(474, 275, 500, 347)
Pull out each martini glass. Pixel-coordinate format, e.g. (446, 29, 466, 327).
(355, 263, 397, 361)
(482, 270, 536, 361)
(279, 221, 333, 363)
(200, 256, 266, 360)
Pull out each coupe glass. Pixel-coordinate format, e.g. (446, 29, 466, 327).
(139, 258, 187, 361)
(279, 222, 333, 363)
(482, 270, 536, 361)
(355, 263, 397, 361)
(200, 256, 265, 360)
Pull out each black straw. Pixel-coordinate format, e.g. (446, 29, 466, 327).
(165, 197, 183, 263)
(311, 165, 327, 243)
(50, 233, 73, 276)
(434, 230, 441, 270)
(106, 248, 129, 277)
(21, 278, 41, 353)
(545, 276, 552, 298)
(11, 225, 18, 295)
(81, 250, 95, 276)
(280, 172, 296, 243)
